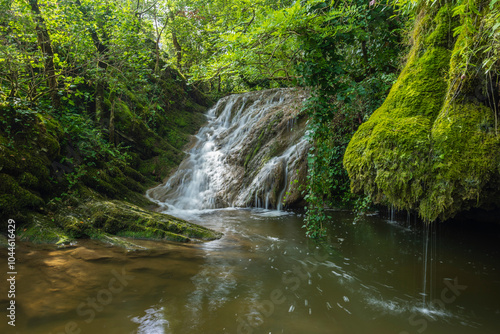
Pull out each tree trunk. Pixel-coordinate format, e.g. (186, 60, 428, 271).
(95, 83, 105, 125)
(172, 32, 182, 67)
(109, 98, 116, 146)
(361, 40, 369, 66)
(75, 0, 109, 124)
(28, 0, 59, 107)
(169, 11, 182, 68)
(153, 6, 168, 74)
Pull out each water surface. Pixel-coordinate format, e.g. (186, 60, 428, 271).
(2, 209, 499, 334)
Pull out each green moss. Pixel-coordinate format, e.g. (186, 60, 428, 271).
(81, 164, 149, 203)
(18, 214, 73, 244)
(185, 99, 209, 113)
(174, 115, 188, 127)
(420, 101, 500, 221)
(425, 5, 454, 47)
(138, 149, 184, 181)
(13, 197, 220, 246)
(19, 172, 39, 187)
(100, 234, 145, 250)
(345, 6, 452, 211)
(244, 128, 266, 169)
(122, 165, 146, 183)
(348, 116, 432, 209)
(36, 113, 63, 159)
(48, 200, 223, 244)
(58, 214, 99, 238)
(0, 173, 44, 213)
(344, 3, 500, 222)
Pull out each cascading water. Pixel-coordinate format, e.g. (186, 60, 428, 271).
(147, 88, 309, 212)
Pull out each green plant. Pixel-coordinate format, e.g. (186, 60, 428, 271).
(297, 1, 404, 237)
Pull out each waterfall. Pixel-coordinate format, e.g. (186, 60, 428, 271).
(277, 163, 288, 211)
(147, 88, 309, 212)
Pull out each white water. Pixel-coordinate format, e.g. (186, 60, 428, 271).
(147, 88, 309, 212)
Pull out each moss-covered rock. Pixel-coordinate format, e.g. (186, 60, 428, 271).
(18, 213, 72, 244)
(138, 149, 185, 182)
(67, 200, 221, 241)
(16, 198, 222, 245)
(0, 173, 44, 213)
(344, 3, 500, 222)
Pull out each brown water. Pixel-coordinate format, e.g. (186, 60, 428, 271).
(1, 209, 500, 334)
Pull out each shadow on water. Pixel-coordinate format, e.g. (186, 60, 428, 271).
(1, 209, 500, 334)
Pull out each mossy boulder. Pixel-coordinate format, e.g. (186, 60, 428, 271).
(18, 213, 72, 244)
(344, 4, 500, 222)
(72, 200, 222, 242)
(18, 199, 222, 244)
(80, 164, 152, 206)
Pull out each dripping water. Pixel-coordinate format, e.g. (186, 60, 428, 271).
(422, 222, 430, 307)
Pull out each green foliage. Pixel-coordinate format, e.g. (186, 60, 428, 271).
(0, 0, 211, 228)
(2, 0, 496, 237)
(158, 0, 404, 237)
(297, 1, 404, 237)
(161, 0, 316, 94)
(144, 0, 404, 237)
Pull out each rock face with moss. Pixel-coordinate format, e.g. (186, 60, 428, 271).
(344, 3, 500, 222)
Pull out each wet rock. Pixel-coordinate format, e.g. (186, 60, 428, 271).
(17, 199, 222, 246)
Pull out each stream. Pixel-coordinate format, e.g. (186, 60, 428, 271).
(1, 209, 500, 333)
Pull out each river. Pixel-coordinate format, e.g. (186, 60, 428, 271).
(1, 209, 499, 334)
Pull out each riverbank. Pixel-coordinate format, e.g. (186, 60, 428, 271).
(0, 65, 222, 245)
